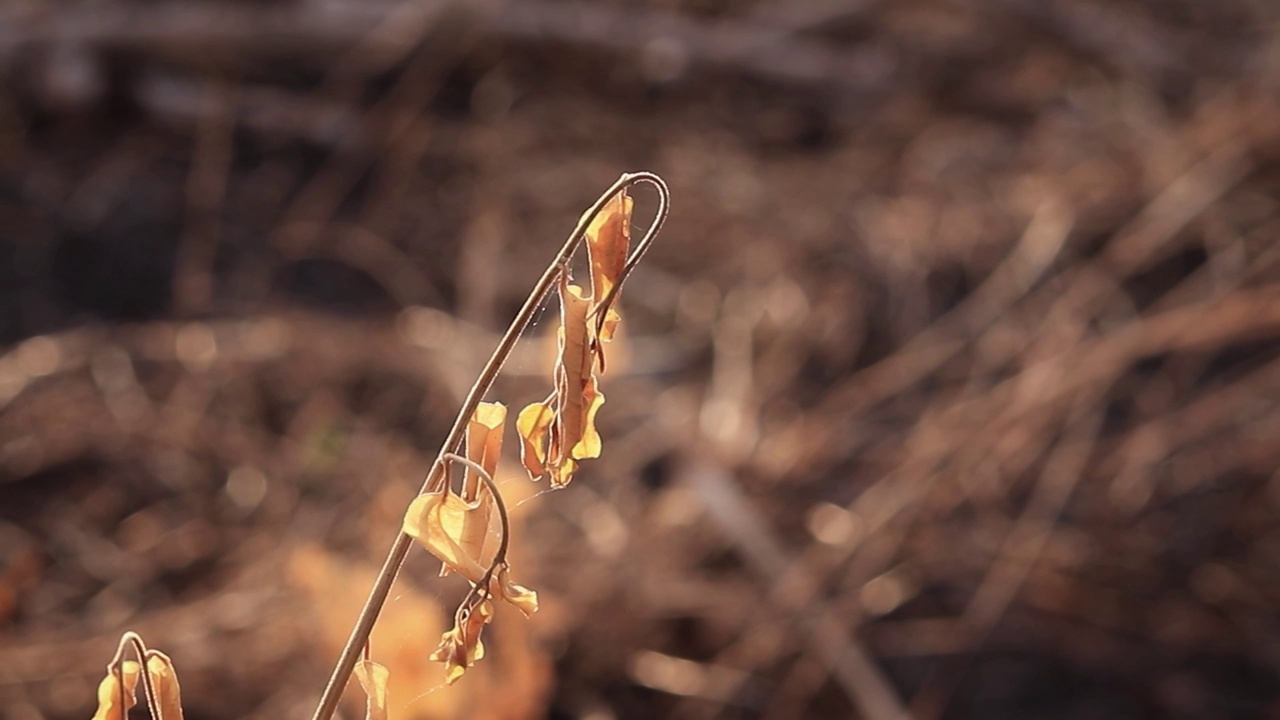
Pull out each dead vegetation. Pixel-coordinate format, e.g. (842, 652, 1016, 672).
(3, 0, 1280, 718)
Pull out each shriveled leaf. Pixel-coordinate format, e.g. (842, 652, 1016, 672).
(516, 399, 554, 481)
(546, 456, 578, 489)
(568, 376, 605, 463)
(466, 402, 507, 483)
(403, 493, 539, 616)
(404, 491, 488, 582)
(556, 284, 594, 453)
(494, 564, 539, 618)
(586, 190, 631, 371)
(145, 652, 185, 720)
(585, 190, 632, 315)
(518, 282, 612, 488)
(458, 401, 505, 571)
(597, 307, 622, 346)
(430, 600, 492, 684)
(354, 660, 390, 720)
(92, 661, 140, 720)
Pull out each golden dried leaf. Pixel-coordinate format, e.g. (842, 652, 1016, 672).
(91, 661, 140, 720)
(556, 284, 594, 459)
(586, 190, 631, 371)
(570, 375, 605, 463)
(145, 652, 185, 720)
(585, 190, 632, 313)
(494, 564, 539, 618)
(516, 398, 554, 481)
(466, 402, 507, 482)
(517, 282, 611, 488)
(546, 455, 578, 489)
(458, 401, 506, 572)
(430, 600, 492, 684)
(403, 493, 539, 616)
(597, 307, 622, 346)
(354, 660, 390, 720)
(404, 491, 489, 582)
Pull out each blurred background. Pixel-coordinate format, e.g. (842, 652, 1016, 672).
(3, 1, 1280, 718)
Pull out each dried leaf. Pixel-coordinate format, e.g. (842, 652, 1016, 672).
(91, 661, 140, 720)
(404, 491, 489, 581)
(521, 282, 609, 488)
(555, 284, 595, 470)
(573, 375, 605, 462)
(585, 189, 632, 316)
(145, 652, 185, 720)
(466, 402, 506, 483)
(354, 660, 390, 720)
(403, 493, 539, 616)
(457, 401, 505, 574)
(516, 281, 613, 488)
(596, 307, 622, 346)
(586, 190, 631, 368)
(494, 564, 538, 618)
(516, 399, 554, 480)
(430, 600, 492, 684)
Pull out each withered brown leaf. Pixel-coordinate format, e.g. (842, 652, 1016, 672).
(430, 599, 492, 685)
(457, 401, 505, 574)
(515, 397, 554, 481)
(91, 661, 140, 720)
(516, 282, 606, 488)
(354, 660, 390, 720)
(585, 189, 633, 352)
(403, 491, 538, 616)
(146, 652, 185, 720)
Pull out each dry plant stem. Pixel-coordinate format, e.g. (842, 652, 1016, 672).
(111, 631, 163, 720)
(310, 171, 669, 720)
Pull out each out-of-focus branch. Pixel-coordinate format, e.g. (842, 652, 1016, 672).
(0, 0, 897, 96)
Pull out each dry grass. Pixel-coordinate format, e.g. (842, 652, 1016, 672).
(3, 1, 1280, 718)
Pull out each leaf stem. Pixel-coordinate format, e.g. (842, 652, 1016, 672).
(309, 172, 669, 720)
(109, 631, 162, 720)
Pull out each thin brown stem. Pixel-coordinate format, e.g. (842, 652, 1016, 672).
(309, 172, 669, 720)
(109, 631, 163, 720)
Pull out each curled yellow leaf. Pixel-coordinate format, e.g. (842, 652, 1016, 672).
(354, 660, 390, 720)
(516, 399, 554, 481)
(403, 492, 538, 616)
(466, 402, 507, 483)
(556, 284, 595, 462)
(519, 283, 607, 488)
(586, 190, 632, 313)
(430, 599, 492, 684)
(494, 564, 539, 618)
(457, 401, 505, 574)
(404, 491, 489, 581)
(586, 190, 631, 369)
(518, 191, 633, 486)
(597, 307, 622, 346)
(569, 376, 604, 462)
(92, 661, 140, 720)
(546, 456, 578, 489)
(145, 652, 185, 720)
